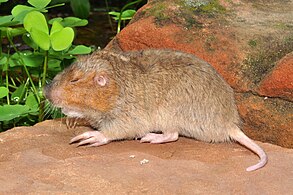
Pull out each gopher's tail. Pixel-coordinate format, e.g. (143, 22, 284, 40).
(231, 130, 268, 171)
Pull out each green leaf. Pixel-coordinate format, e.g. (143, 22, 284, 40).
(23, 11, 49, 34)
(30, 28, 50, 50)
(22, 33, 38, 49)
(68, 45, 91, 55)
(28, 0, 51, 9)
(0, 56, 7, 65)
(25, 93, 39, 112)
(70, 0, 90, 19)
(22, 53, 44, 67)
(50, 27, 74, 51)
(121, 10, 136, 20)
(0, 27, 25, 38)
(11, 84, 25, 102)
(48, 17, 88, 27)
(108, 11, 120, 20)
(8, 53, 22, 67)
(50, 0, 70, 3)
(11, 5, 35, 23)
(1, 59, 9, 71)
(0, 0, 8, 3)
(0, 15, 16, 26)
(9, 52, 41, 68)
(109, 10, 136, 21)
(0, 87, 9, 98)
(7, 27, 26, 37)
(48, 17, 62, 24)
(11, 5, 34, 17)
(50, 21, 63, 35)
(109, 12, 120, 16)
(61, 17, 88, 27)
(48, 59, 61, 71)
(0, 104, 30, 121)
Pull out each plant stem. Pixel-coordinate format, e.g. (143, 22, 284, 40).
(117, 0, 142, 33)
(5, 45, 10, 105)
(0, 30, 2, 57)
(5, 58, 10, 105)
(6, 33, 40, 104)
(0, 30, 3, 85)
(41, 51, 48, 89)
(105, 0, 114, 32)
(44, 3, 65, 10)
(18, 78, 30, 104)
(1, 30, 11, 105)
(38, 50, 48, 122)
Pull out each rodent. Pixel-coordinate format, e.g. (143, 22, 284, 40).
(44, 49, 268, 171)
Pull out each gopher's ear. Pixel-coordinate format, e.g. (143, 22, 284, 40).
(94, 73, 109, 87)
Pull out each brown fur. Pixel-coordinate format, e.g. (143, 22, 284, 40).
(45, 49, 241, 140)
(44, 49, 267, 171)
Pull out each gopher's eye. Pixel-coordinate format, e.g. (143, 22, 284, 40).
(70, 77, 81, 83)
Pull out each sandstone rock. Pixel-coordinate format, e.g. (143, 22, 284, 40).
(258, 53, 293, 101)
(105, 0, 293, 147)
(235, 93, 293, 148)
(0, 120, 292, 194)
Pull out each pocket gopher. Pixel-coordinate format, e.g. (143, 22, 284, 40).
(44, 49, 267, 171)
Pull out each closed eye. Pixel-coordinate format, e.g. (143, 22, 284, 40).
(70, 78, 81, 83)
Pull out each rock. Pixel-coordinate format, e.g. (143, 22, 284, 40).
(0, 120, 292, 194)
(235, 93, 293, 148)
(105, 0, 293, 147)
(258, 53, 293, 101)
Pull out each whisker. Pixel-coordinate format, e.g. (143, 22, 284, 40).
(43, 100, 63, 119)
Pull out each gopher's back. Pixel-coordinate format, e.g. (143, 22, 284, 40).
(110, 50, 240, 142)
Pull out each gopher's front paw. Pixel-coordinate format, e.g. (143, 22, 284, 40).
(66, 117, 78, 129)
(70, 131, 110, 147)
(65, 117, 91, 129)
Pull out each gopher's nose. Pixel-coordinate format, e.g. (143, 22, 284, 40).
(43, 82, 52, 100)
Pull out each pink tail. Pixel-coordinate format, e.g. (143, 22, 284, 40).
(232, 130, 268, 171)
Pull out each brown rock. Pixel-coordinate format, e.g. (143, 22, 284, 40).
(258, 53, 293, 101)
(0, 120, 292, 194)
(236, 93, 293, 148)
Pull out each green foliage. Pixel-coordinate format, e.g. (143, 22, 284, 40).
(49, 17, 88, 27)
(0, 0, 92, 131)
(109, 9, 137, 21)
(0, 0, 8, 4)
(50, 0, 90, 19)
(0, 87, 8, 98)
(108, 0, 143, 34)
(70, 0, 90, 19)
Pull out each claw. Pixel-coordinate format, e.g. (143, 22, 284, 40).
(66, 117, 77, 129)
(140, 132, 179, 144)
(69, 132, 89, 143)
(77, 137, 98, 146)
(69, 131, 109, 147)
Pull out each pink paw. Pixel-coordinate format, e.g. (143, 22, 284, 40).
(70, 131, 110, 147)
(140, 132, 179, 144)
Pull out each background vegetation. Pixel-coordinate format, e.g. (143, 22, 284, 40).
(0, 0, 146, 131)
